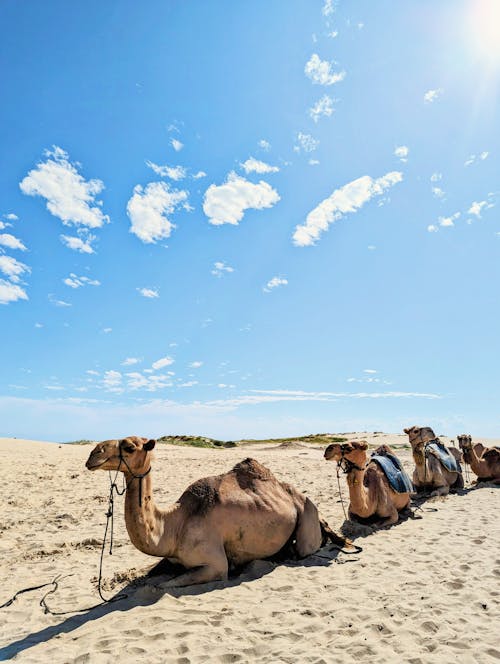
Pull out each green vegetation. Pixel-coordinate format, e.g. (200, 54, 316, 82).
(64, 439, 97, 445)
(239, 434, 347, 446)
(157, 435, 236, 449)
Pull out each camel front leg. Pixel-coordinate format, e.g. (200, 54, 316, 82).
(161, 561, 229, 588)
(430, 484, 449, 497)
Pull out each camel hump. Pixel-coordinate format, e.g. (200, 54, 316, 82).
(232, 458, 274, 481)
(483, 448, 500, 463)
(373, 444, 395, 456)
(179, 476, 221, 516)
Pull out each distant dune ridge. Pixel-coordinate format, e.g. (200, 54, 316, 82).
(0, 432, 499, 662)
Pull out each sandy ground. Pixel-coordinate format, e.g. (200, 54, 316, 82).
(0, 433, 499, 663)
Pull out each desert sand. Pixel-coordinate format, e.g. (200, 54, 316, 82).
(0, 433, 499, 663)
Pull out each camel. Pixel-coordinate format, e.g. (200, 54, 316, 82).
(85, 436, 351, 587)
(324, 441, 411, 527)
(457, 434, 500, 483)
(404, 426, 464, 496)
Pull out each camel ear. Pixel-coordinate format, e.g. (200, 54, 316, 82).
(357, 441, 369, 450)
(403, 428, 410, 434)
(143, 439, 156, 451)
(119, 439, 136, 453)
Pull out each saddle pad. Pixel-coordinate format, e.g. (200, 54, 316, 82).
(371, 452, 414, 493)
(426, 442, 461, 474)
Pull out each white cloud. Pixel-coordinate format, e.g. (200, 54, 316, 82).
(137, 287, 159, 298)
(322, 0, 336, 17)
(35, 322, 43, 328)
(465, 152, 489, 167)
(171, 138, 184, 152)
(309, 95, 334, 122)
(0, 256, 30, 283)
(430, 172, 442, 182)
(193, 171, 207, 179)
(480, 151, 489, 160)
(439, 212, 460, 227)
(427, 224, 439, 233)
(103, 370, 122, 391)
(4, 213, 18, 221)
(60, 233, 95, 254)
(364, 369, 377, 374)
(48, 295, 71, 307)
(0, 234, 27, 251)
(211, 261, 234, 276)
(468, 201, 487, 217)
(145, 161, 187, 181)
(102, 327, 112, 334)
(240, 157, 279, 174)
(394, 145, 409, 162)
(19, 146, 109, 228)
(424, 88, 443, 103)
(328, 30, 339, 38)
(86, 370, 99, 376)
(294, 132, 320, 153)
(189, 361, 203, 368)
(63, 273, 100, 288)
(258, 139, 271, 151)
(127, 181, 188, 243)
(264, 276, 288, 292)
(293, 171, 403, 247)
(432, 187, 445, 199)
(305, 54, 345, 86)
(122, 357, 141, 366)
(203, 172, 280, 226)
(309, 159, 320, 166)
(152, 356, 174, 370)
(0, 279, 28, 304)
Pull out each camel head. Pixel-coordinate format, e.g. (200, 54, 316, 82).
(324, 440, 369, 468)
(85, 436, 156, 474)
(457, 434, 472, 451)
(403, 426, 436, 449)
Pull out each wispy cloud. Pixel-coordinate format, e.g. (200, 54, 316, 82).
(171, 138, 184, 152)
(48, 294, 71, 307)
(309, 95, 334, 122)
(60, 233, 95, 254)
(152, 356, 174, 370)
(322, 0, 336, 17)
(439, 212, 460, 227)
(145, 161, 187, 181)
(19, 146, 109, 228)
(240, 157, 279, 174)
(258, 139, 271, 151)
(263, 276, 288, 292)
(203, 172, 280, 226)
(424, 88, 443, 103)
(293, 171, 403, 247)
(189, 361, 203, 368)
(137, 287, 159, 298)
(121, 357, 141, 366)
(0, 255, 30, 283)
(294, 132, 319, 153)
(464, 151, 489, 167)
(63, 273, 100, 288)
(305, 54, 345, 86)
(211, 261, 234, 276)
(127, 181, 188, 243)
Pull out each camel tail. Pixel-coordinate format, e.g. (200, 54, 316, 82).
(320, 517, 358, 552)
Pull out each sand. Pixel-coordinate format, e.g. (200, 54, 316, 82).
(0, 433, 499, 663)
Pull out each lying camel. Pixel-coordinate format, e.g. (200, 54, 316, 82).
(457, 434, 500, 484)
(85, 436, 351, 587)
(404, 426, 463, 496)
(324, 441, 411, 527)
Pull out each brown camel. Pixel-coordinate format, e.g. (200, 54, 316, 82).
(324, 441, 411, 527)
(85, 436, 351, 587)
(457, 434, 500, 483)
(404, 426, 464, 496)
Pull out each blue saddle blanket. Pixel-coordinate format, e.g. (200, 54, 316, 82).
(426, 442, 462, 474)
(371, 452, 414, 493)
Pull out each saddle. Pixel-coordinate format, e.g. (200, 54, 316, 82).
(371, 451, 414, 493)
(425, 441, 462, 474)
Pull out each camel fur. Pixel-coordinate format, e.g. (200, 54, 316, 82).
(324, 441, 411, 527)
(86, 436, 350, 587)
(404, 426, 463, 496)
(457, 434, 500, 484)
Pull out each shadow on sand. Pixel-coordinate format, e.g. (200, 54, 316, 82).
(0, 545, 350, 660)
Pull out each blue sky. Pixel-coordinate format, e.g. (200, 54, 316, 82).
(1, 0, 499, 441)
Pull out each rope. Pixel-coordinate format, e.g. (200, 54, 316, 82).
(335, 464, 348, 521)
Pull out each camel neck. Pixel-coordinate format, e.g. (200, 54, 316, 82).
(123, 470, 180, 557)
(463, 447, 487, 475)
(345, 467, 371, 517)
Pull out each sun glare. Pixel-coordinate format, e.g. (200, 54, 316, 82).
(467, 0, 500, 63)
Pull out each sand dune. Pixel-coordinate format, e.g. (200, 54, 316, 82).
(0, 434, 499, 663)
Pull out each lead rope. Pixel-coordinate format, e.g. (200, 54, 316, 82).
(1, 465, 128, 615)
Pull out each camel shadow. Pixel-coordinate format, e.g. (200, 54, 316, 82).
(0, 546, 346, 659)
